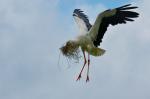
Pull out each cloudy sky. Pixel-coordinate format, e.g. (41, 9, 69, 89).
(0, 0, 150, 99)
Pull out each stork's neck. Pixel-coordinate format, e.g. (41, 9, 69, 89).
(69, 39, 80, 46)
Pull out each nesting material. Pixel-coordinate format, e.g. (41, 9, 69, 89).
(60, 41, 81, 62)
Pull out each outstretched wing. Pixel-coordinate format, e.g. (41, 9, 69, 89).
(88, 4, 139, 47)
(73, 9, 92, 34)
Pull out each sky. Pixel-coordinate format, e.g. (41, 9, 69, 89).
(0, 0, 150, 99)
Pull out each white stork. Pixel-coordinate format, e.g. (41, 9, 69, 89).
(60, 4, 139, 82)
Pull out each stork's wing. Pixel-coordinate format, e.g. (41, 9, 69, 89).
(88, 4, 139, 47)
(73, 9, 92, 34)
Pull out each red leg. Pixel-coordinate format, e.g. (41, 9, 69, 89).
(76, 51, 87, 81)
(86, 53, 90, 82)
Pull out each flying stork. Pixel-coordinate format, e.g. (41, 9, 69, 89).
(60, 4, 139, 82)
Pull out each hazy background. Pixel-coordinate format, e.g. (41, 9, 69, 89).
(0, 0, 150, 99)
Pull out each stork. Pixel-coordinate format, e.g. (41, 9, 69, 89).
(60, 4, 139, 82)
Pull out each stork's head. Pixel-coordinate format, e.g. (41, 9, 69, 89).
(60, 40, 80, 61)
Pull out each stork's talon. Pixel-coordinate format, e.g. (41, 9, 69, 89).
(76, 74, 82, 81)
(86, 75, 89, 82)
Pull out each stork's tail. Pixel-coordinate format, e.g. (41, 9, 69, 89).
(89, 47, 105, 56)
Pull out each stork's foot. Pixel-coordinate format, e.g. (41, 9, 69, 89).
(76, 74, 82, 81)
(86, 75, 89, 82)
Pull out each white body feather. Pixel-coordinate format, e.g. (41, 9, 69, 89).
(74, 34, 105, 56)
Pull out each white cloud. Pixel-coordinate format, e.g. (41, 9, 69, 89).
(0, 0, 150, 99)
(134, 0, 150, 43)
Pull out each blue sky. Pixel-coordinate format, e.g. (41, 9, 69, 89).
(0, 0, 150, 99)
(58, 0, 132, 15)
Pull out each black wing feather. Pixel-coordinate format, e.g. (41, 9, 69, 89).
(73, 9, 92, 30)
(93, 4, 139, 47)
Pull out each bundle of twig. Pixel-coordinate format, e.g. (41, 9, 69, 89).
(60, 41, 81, 62)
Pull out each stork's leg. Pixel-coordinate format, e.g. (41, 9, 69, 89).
(86, 53, 90, 82)
(76, 51, 87, 81)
